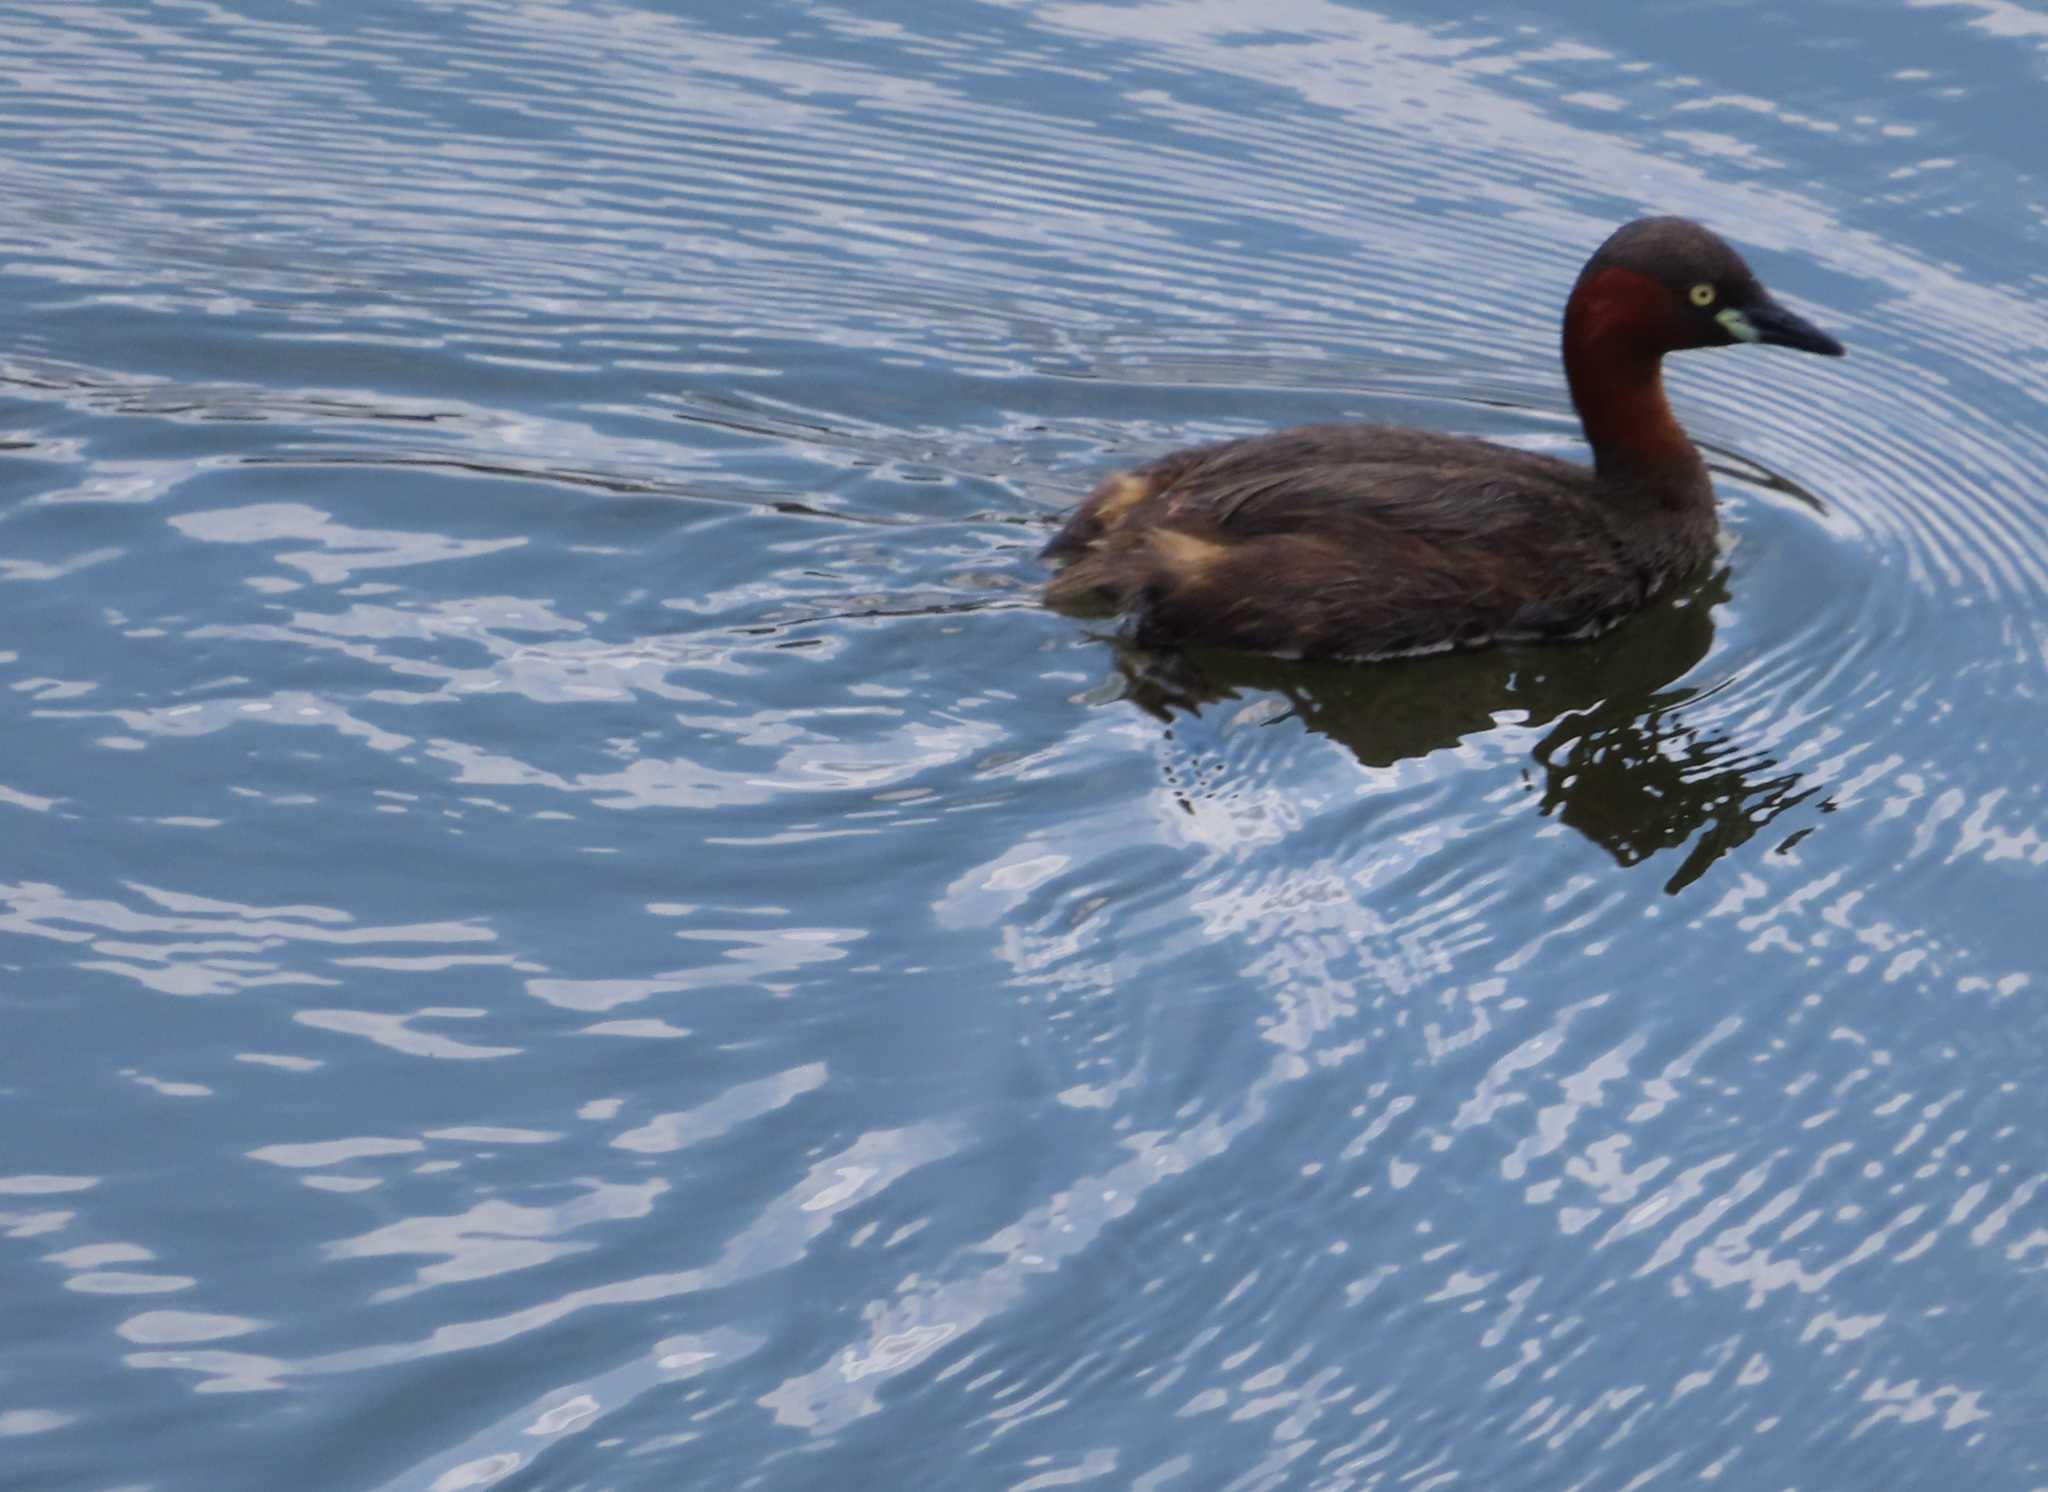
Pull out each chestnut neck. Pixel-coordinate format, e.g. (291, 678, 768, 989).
(1561, 267, 1710, 508)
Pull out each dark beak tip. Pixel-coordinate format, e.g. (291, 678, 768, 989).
(1751, 297, 1844, 358)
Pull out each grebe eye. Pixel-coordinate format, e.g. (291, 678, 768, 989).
(1689, 283, 1716, 307)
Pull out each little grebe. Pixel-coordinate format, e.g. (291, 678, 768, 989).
(1041, 217, 1844, 659)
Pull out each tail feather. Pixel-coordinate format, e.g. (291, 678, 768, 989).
(1043, 551, 1136, 617)
(1039, 518, 1097, 563)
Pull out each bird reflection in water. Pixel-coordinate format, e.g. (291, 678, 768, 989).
(1107, 568, 1824, 893)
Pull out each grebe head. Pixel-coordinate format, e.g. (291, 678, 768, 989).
(1567, 217, 1844, 360)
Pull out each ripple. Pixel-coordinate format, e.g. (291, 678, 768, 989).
(332, 1179, 665, 1303)
(0, 1410, 75, 1436)
(0, 1174, 97, 1195)
(293, 1008, 522, 1061)
(0, 880, 495, 998)
(118, 1311, 265, 1345)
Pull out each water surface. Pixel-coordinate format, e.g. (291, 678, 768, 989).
(2, 1, 2045, 1488)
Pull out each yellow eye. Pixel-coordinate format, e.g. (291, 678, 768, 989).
(1689, 283, 1716, 307)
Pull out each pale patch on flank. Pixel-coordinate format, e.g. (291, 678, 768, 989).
(1147, 528, 1227, 582)
(1090, 472, 1152, 531)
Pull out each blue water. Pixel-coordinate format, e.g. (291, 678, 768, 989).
(3, 2, 2045, 1488)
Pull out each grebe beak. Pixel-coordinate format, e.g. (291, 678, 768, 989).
(1717, 296, 1845, 357)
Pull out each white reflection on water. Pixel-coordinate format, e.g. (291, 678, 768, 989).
(129, 1124, 966, 1397)
(528, 928, 862, 1008)
(760, 1048, 1300, 1435)
(0, 880, 493, 997)
(332, 1179, 667, 1302)
(860, 754, 2035, 1466)
(370, 1327, 767, 1492)
(118, 1311, 263, 1344)
(0, 1409, 75, 1436)
(611, 1063, 828, 1155)
(172, 503, 527, 584)
(293, 1007, 522, 1061)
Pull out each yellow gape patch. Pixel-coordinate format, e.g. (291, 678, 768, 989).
(1715, 306, 1762, 342)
